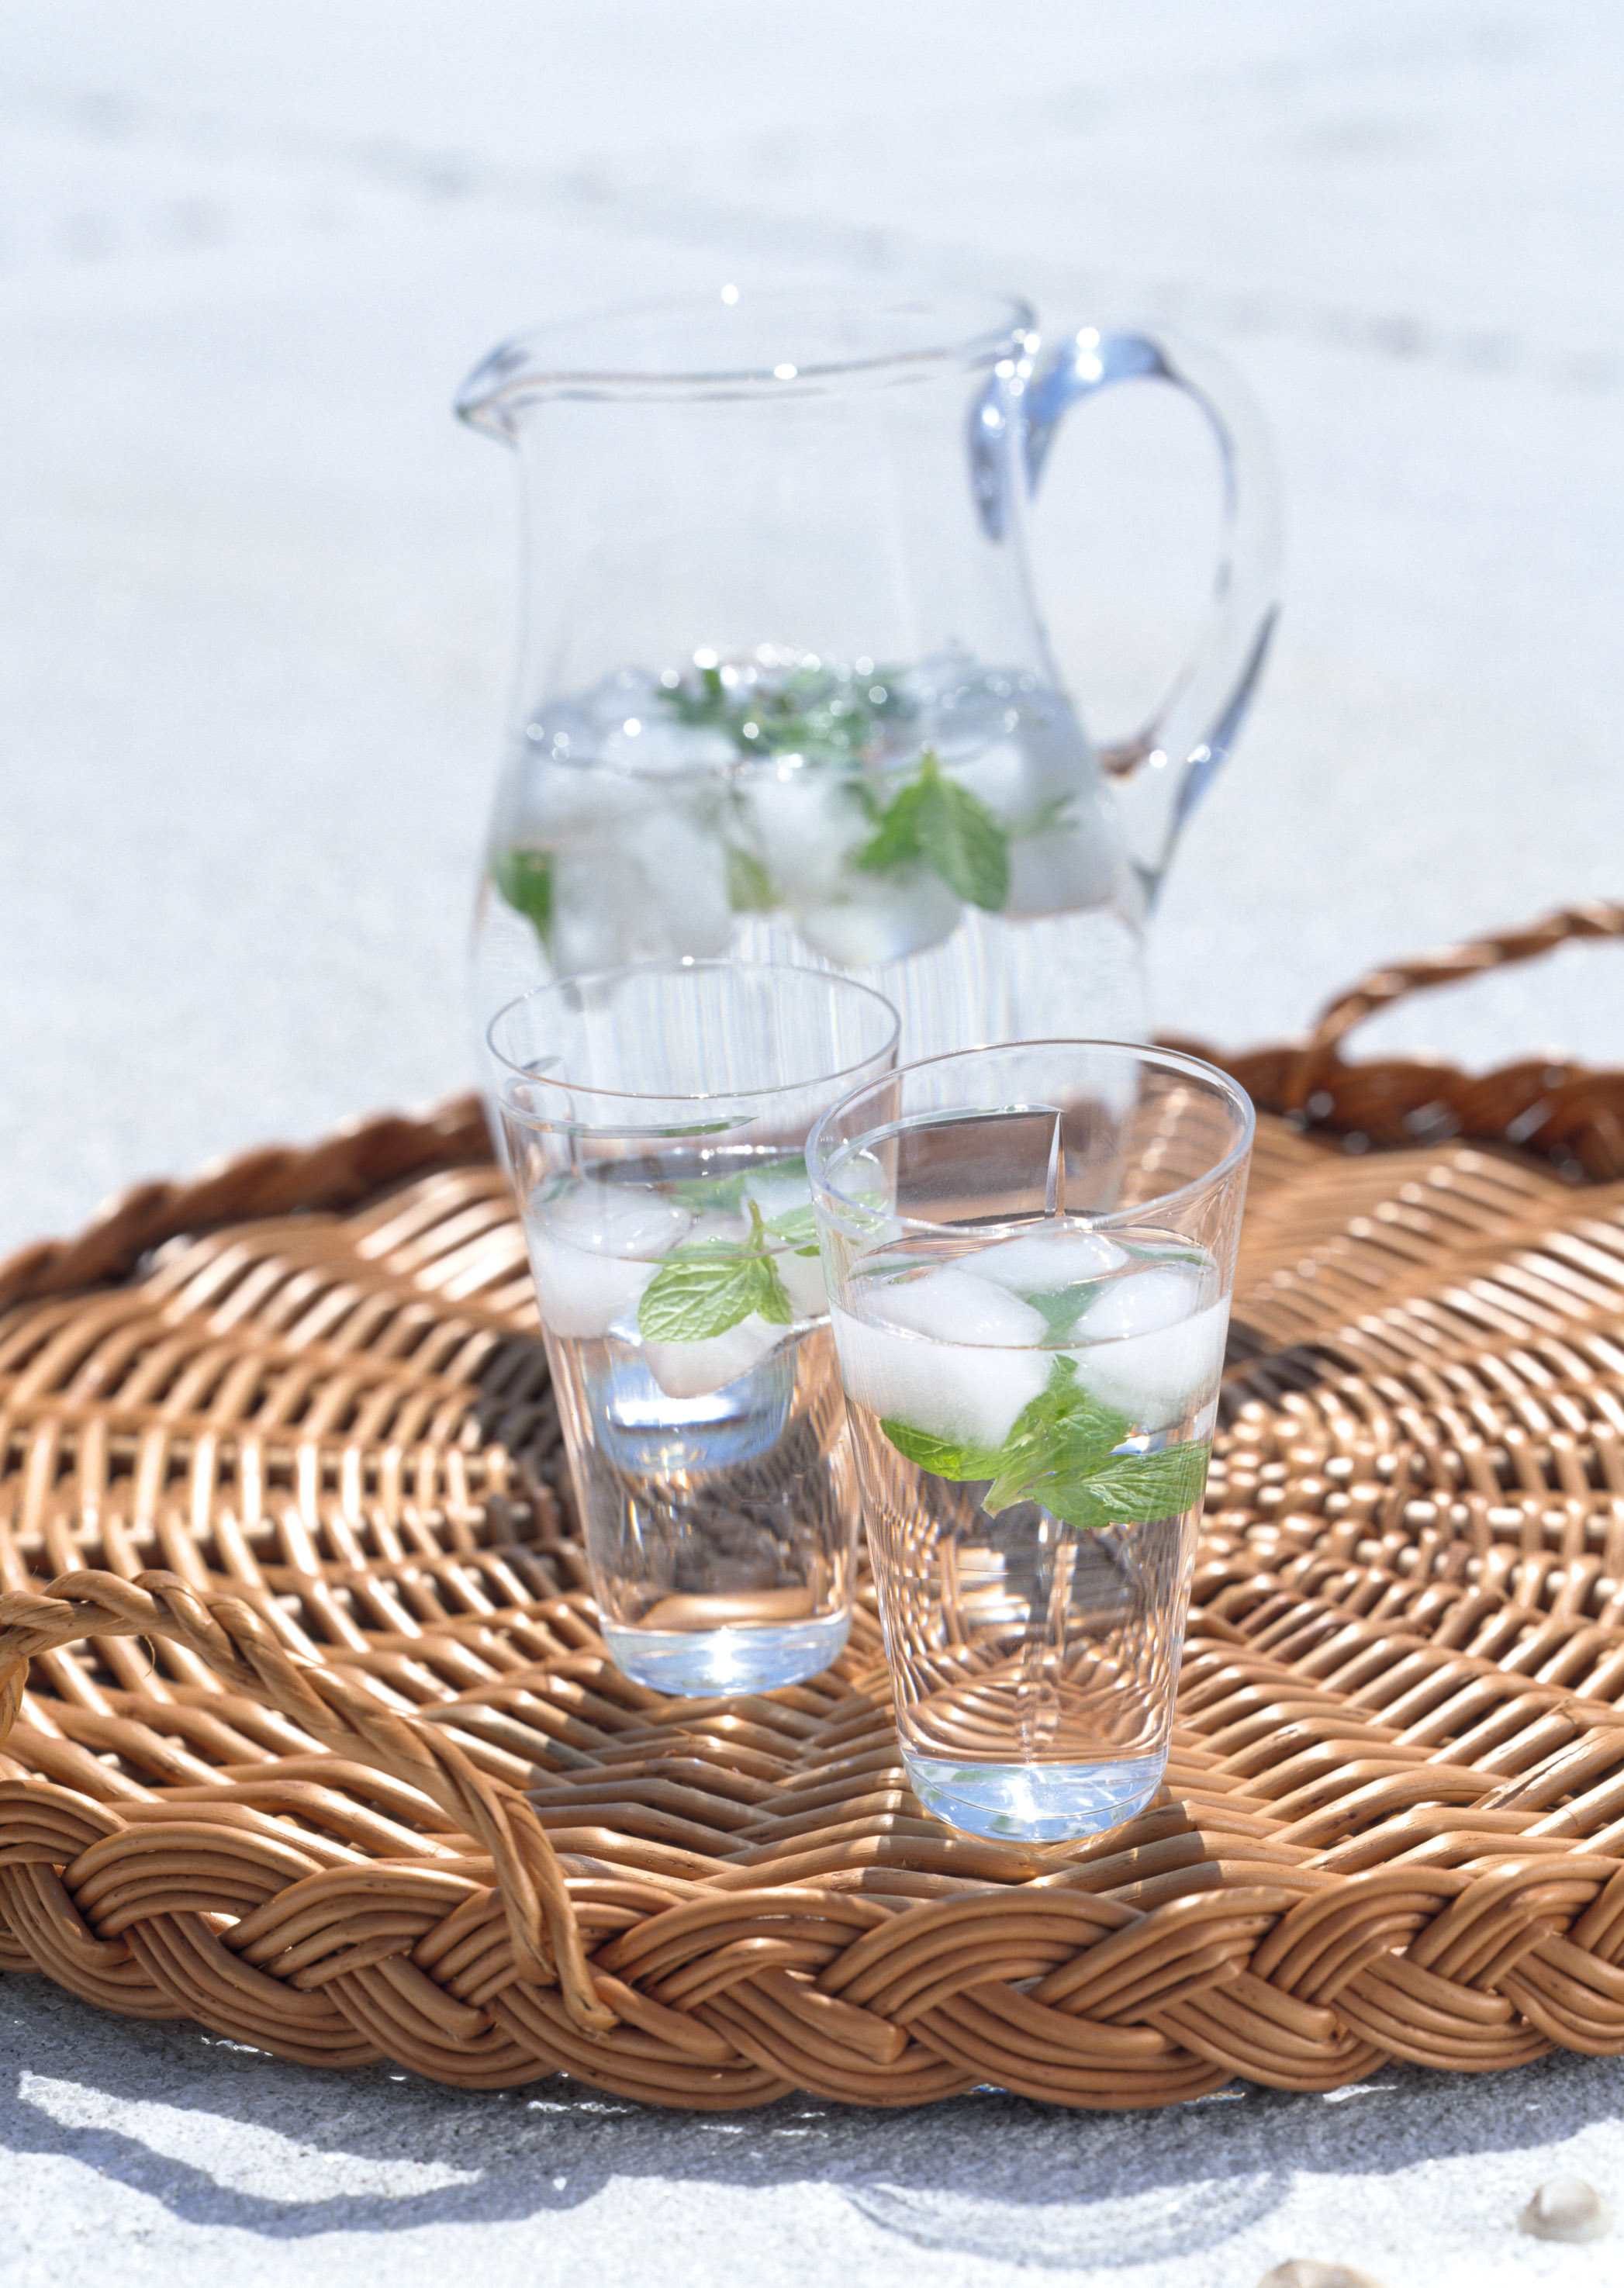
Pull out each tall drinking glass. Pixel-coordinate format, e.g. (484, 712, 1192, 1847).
(808, 1042, 1253, 1840)
(490, 961, 899, 1695)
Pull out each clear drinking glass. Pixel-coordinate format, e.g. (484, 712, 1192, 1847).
(808, 1042, 1253, 1840)
(489, 960, 899, 1696)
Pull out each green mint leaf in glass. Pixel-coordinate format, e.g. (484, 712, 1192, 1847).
(915, 758, 1009, 910)
(762, 1201, 818, 1250)
(638, 1201, 795, 1342)
(726, 846, 776, 912)
(852, 750, 1008, 911)
(879, 1348, 1205, 1532)
(1019, 1285, 1099, 1343)
(493, 848, 555, 949)
(879, 1419, 1007, 1481)
(981, 1358, 1128, 1511)
(670, 1169, 752, 1211)
(638, 1243, 770, 1343)
(750, 1253, 796, 1327)
(852, 779, 927, 874)
(1028, 1441, 1211, 1532)
(997, 1436, 1217, 1528)
(1077, 1440, 1211, 1522)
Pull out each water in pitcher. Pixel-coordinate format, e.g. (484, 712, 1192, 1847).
(829, 1218, 1225, 1840)
(473, 645, 1146, 1060)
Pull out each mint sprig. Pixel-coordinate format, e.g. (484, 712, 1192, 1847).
(760, 1201, 821, 1256)
(726, 845, 776, 912)
(854, 751, 1008, 911)
(638, 1202, 795, 1343)
(493, 847, 554, 949)
(657, 660, 914, 764)
(880, 1356, 1208, 1531)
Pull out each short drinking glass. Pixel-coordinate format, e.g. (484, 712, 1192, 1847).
(490, 961, 900, 1696)
(808, 1041, 1253, 1840)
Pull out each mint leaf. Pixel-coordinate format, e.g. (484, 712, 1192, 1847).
(982, 1358, 1128, 1512)
(1021, 1285, 1098, 1343)
(671, 1170, 752, 1211)
(752, 1256, 796, 1325)
(917, 768, 1008, 910)
(852, 780, 927, 874)
(878, 1419, 1006, 1481)
(762, 1201, 819, 1253)
(852, 751, 1008, 911)
(493, 848, 554, 948)
(1087, 1441, 1211, 1519)
(726, 846, 776, 912)
(638, 1202, 795, 1342)
(658, 658, 917, 764)
(1027, 1441, 1211, 1533)
(638, 1243, 769, 1342)
(878, 1350, 1208, 1533)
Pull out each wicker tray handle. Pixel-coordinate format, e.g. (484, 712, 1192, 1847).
(1188, 900, 1624, 1173)
(1296, 901, 1624, 1070)
(0, 1569, 613, 2034)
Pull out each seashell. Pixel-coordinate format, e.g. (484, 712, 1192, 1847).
(1519, 2176, 1612, 2243)
(1256, 2266, 1389, 2288)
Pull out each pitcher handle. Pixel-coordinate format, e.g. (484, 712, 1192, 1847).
(1015, 329, 1282, 906)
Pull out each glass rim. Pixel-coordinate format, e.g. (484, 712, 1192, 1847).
(485, 958, 901, 1117)
(807, 1037, 1256, 1234)
(456, 287, 1036, 422)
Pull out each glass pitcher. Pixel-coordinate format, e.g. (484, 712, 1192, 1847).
(455, 289, 1278, 1060)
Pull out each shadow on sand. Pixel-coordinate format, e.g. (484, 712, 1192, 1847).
(4, 1973, 1618, 2269)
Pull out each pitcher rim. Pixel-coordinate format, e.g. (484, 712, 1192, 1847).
(455, 287, 1037, 429)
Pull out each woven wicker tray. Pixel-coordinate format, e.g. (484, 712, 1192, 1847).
(5, 904, 1624, 2110)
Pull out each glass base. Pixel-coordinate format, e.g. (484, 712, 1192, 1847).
(603, 1610, 851, 1697)
(902, 1745, 1167, 1842)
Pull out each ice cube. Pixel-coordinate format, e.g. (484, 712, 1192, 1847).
(735, 769, 860, 907)
(796, 866, 960, 967)
(1004, 821, 1123, 920)
(542, 1182, 692, 1259)
(522, 1184, 691, 1338)
(1081, 1266, 1201, 1339)
(831, 1300, 1049, 1453)
(617, 807, 735, 960)
(642, 1313, 790, 1399)
(1071, 1298, 1229, 1424)
(773, 1246, 829, 1319)
(941, 736, 1029, 817)
(741, 1166, 814, 1225)
(868, 1266, 1048, 1346)
(599, 714, 737, 776)
(501, 749, 641, 855)
(547, 850, 649, 973)
(548, 804, 734, 971)
(962, 1228, 1128, 1292)
(524, 1233, 658, 1339)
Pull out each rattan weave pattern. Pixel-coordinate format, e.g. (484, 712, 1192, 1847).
(6, 910, 1624, 2108)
